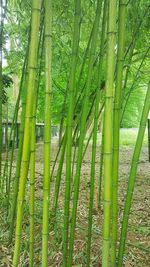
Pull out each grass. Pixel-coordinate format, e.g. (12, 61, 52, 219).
(120, 128, 148, 147)
(87, 127, 148, 148)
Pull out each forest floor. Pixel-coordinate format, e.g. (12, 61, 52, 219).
(0, 129, 150, 267)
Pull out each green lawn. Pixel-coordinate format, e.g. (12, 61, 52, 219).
(88, 127, 149, 148)
(120, 128, 148, 147)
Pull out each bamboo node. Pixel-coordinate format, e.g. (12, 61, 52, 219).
(32, 8, 41, 12)
(113, 147, 119, 151)
(105, 95, 113, 99)
(119, 2, 128, 7)
(30, 150, 35, 153)
(28, 66, 38, 70)
(30, 182, 35, 186)
(117, 58, 124, 63)
(107, 31, 117, 35)
(45, 34, 52, 38)
(42, 232, 49, 236)
(103, 152, 112, 155)
(44, 141, 51, 144)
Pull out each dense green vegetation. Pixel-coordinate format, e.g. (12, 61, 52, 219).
(0, 0, 150, 267)
(2, 0, 150, 126)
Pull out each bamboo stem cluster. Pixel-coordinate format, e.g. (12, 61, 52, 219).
(1, 0, 149, 267)
(12, 1, 42, 265)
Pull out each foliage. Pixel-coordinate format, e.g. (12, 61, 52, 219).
(122, 87, 146, 127)
(2, 74, 13, 103)
(1, 1, 150, 267)
(3, 0, 150, 126)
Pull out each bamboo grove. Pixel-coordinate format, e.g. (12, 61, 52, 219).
(0, 0, 150, 266)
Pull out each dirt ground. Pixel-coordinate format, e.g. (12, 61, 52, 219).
(0, 139, 150, 266)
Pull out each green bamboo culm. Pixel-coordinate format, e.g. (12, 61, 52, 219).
(42, 0, 52, 266)
(58, 20, 93, 147)
(111, 1, 126, 266)
(12, 1, 42, 266)
(6, 55, 28, 214)
(102, 0, 117, 266)
(120, 38, 135, 115)
(3, 103, 9, 195)
(29, 25, 44, 266)
(98, 119, 104, 207)
(118, 82, 150, 266)
(2, 23, 30, 200)
(51, 22, 95, 194)
(29, 74, 41, 266)
(53, 19, 94, 216)
(68, 1, 102, 266)
(54, 134, 66, 214)
(74, 20, 94, 100)
(6, 106, 19, 213)
(63, 0, 81, 265)
(86, 0, 107, 264)
(29, 96, 37, 267)
(53, 20, 94, 209)
(82, 102, 104, 161)
(9, 77, 27, 242)
(4, 103, 8, 195)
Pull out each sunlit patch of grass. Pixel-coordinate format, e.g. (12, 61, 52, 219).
(120, 128, 148, 147)
(86, 128, 148, 148)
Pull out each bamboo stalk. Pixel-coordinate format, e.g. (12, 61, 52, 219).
(42, 0, 52, 265)
(5, 103, 9, 196)
(12, 1, 42, 265)
(68, 1, 102, 265)
(54, 133, 66, 214)
(51, 22, 95, 183)
(9, 24, 32, 242)
(63, 1, 81, 264)
(118, 82, 150, 267)
(29, 97, 37, 267)
(50, 22, 99, 185)
(29, 26, 44, 266)
(124, 4, 150, 59)
(71, 128, 79, 178)
(111, 1, 126, 265)
(120, 38, 135, 120)
(53, 91, 102, 217)
(6, 55, 28, 214)
(98, 115, 104, 207)
(51, 133, 65, 180)
(86, 1, 107, 264)
(9, 77, 27, 242)
(102, 0, 117, 265)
